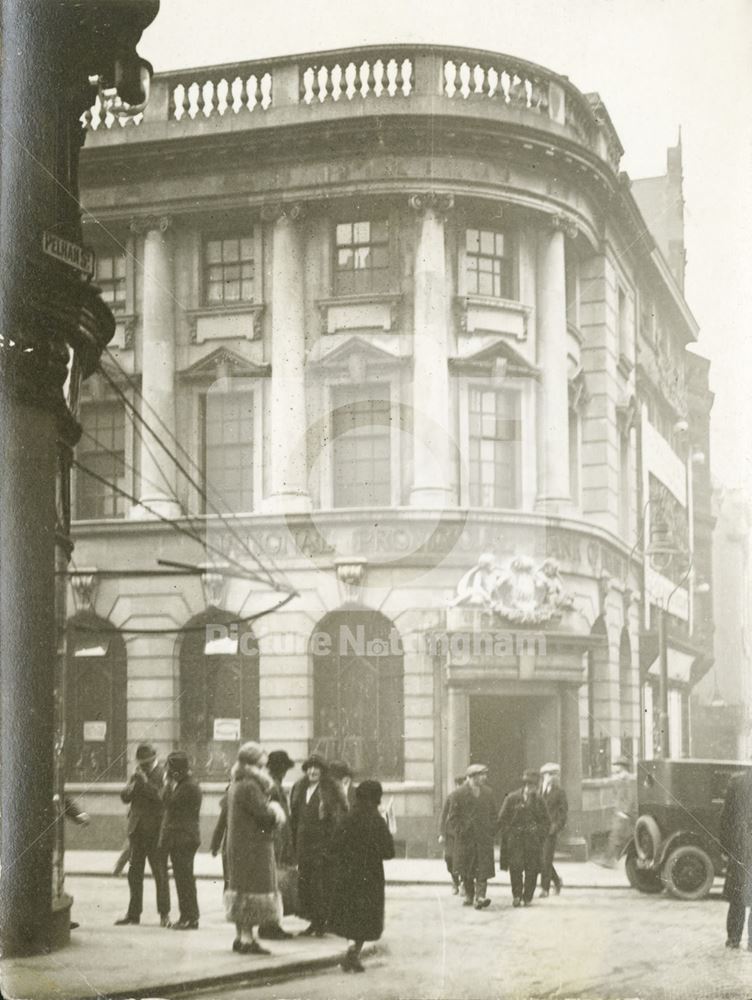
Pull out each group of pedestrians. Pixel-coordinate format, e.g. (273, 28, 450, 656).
(115, 741, 394, 972)
(440, 761, 568, 908)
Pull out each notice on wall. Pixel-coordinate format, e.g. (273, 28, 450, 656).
(83, 721, 107, 742)
(213, 718, 241, 742)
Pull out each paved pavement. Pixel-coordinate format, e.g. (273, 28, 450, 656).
(65, 849, 629, 888)
(1, 858, 730, 1000)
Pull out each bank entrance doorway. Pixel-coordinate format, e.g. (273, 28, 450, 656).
(469, 695, 558, 806)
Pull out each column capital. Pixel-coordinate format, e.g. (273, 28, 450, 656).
(261, 201, 307, 224)
(547, 212, 579, 240)
(129, 214, 173, 235)
(408, 191, 455, 218)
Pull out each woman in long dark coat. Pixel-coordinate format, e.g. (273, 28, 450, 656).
(328, 780, 395, 973)
(289, 754, 348, 935)
(720, 768, 752, 948)
(224, 742, 286, 955)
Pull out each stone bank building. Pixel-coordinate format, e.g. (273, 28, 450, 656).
(67, 46, 714, 856)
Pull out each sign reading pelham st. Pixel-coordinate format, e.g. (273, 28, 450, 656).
(42, 231, 95, 277)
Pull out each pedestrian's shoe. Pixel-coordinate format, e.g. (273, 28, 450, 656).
(237, 940, 270, 955)
(539, 890, 549, 898)
(726, 939, 740, 949)
(171, 919, 199, 930)
(522, 898, 531, 907)
(553, 880, 562, 896)
(114, 915, 139, 926)
(474, 897, 491, 909)
(232, 938, 242, 952)
(512, 897, 521, 908)
(462, 896, 474, 907)
(258, 924, 293, 940)
(341, 947, 365, 973)
(69, 921, 79, 930)
(159, 915, 172, 928)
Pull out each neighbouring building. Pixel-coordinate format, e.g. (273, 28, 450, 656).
(692, 488, 752, 759)
(65, 46, 714, 856)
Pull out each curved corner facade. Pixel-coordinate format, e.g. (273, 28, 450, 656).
(68, 46, 713, 855)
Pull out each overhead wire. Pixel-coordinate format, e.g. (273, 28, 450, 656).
(73, 427, 279, 590)
(99, 350, 291, 591)
(98, 358, 279, 589)
(72, 459, 290, 591)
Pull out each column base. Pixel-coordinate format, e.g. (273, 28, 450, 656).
(261, 492, 313, 515)
(409, 486, 455, 509)
(129, 497, 183, 520)
(535, 495, 576, 516)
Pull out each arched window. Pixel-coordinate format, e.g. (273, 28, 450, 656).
(178, 611, 259, 780)
(584, 617, 610, 778)
(312, 608, 404, 779)
(65, 613, 127, 781)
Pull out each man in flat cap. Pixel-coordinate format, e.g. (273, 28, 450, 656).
(115, 743, 170, 926)
(538, 763, 568, 897)
(497, 769, 550, 907)
(448, 764, 496, 909)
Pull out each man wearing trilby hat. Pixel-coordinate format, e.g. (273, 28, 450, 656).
(115, 743, 170, 927)
(447, 763, 496, 909)
(538, 762, 568, 897)
(497, 768, 550, 907)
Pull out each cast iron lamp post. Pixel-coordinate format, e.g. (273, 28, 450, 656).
(0, 0, 159, 956)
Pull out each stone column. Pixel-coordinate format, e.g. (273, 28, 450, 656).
(560, 682, 587, 859)
(265, 204, 311, 513)
(131, 216, 180, 519)
(409, 193, 454, 508)
(446, 685, 468, 793)
(536, 215, 574, 511)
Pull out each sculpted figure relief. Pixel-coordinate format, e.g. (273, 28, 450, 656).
(451, 554, 574, 624)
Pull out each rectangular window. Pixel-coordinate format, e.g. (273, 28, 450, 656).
(203, 391, 255, 513)
(618, 287, 630, 358)
(95, 252, 126, 312)
(334, 220, 390, 296)
(204, 235, 255, 305)
(568, 407, 580, 504)
(466, 227, 514, 299)
(468, 388, 521, 508)
(565, 245, 579, 327)
(76, 403, 127, 519)
(331, 384, 391, 507)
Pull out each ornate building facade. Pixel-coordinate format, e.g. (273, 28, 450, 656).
(66, 47, 713, 855)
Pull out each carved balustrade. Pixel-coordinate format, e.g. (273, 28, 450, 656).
(80, 44, 618, 171)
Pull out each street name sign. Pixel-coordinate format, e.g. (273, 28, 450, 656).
(42, 231, 95, 277)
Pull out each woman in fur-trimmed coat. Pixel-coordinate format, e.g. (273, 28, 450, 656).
(224, 742, 286, 955)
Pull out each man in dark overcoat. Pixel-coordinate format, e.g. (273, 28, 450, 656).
(439, 775, 467, 894)
(159, 750, 203, 930)
(290, 754, 348, 935)
(719, 767, 752, 949)
(497, 768, 550, 907)
(538, 762, 568, 897)
(448, 764, 496, 908)
(115, 743, 170, 926)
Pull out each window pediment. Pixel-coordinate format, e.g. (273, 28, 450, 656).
(179, 346, 270, 382)
(449, 335, 539, 379)
(308, 333, 408, 375)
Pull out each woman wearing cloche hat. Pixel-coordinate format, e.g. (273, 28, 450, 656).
(224, 742, 287, 954)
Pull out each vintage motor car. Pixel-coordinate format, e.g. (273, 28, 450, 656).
(623, 758, 752, 900)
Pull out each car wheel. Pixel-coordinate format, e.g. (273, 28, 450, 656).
(625, 851, 663, 894)
(634, 814, 662, 863)
(662, 844, 715, 900)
